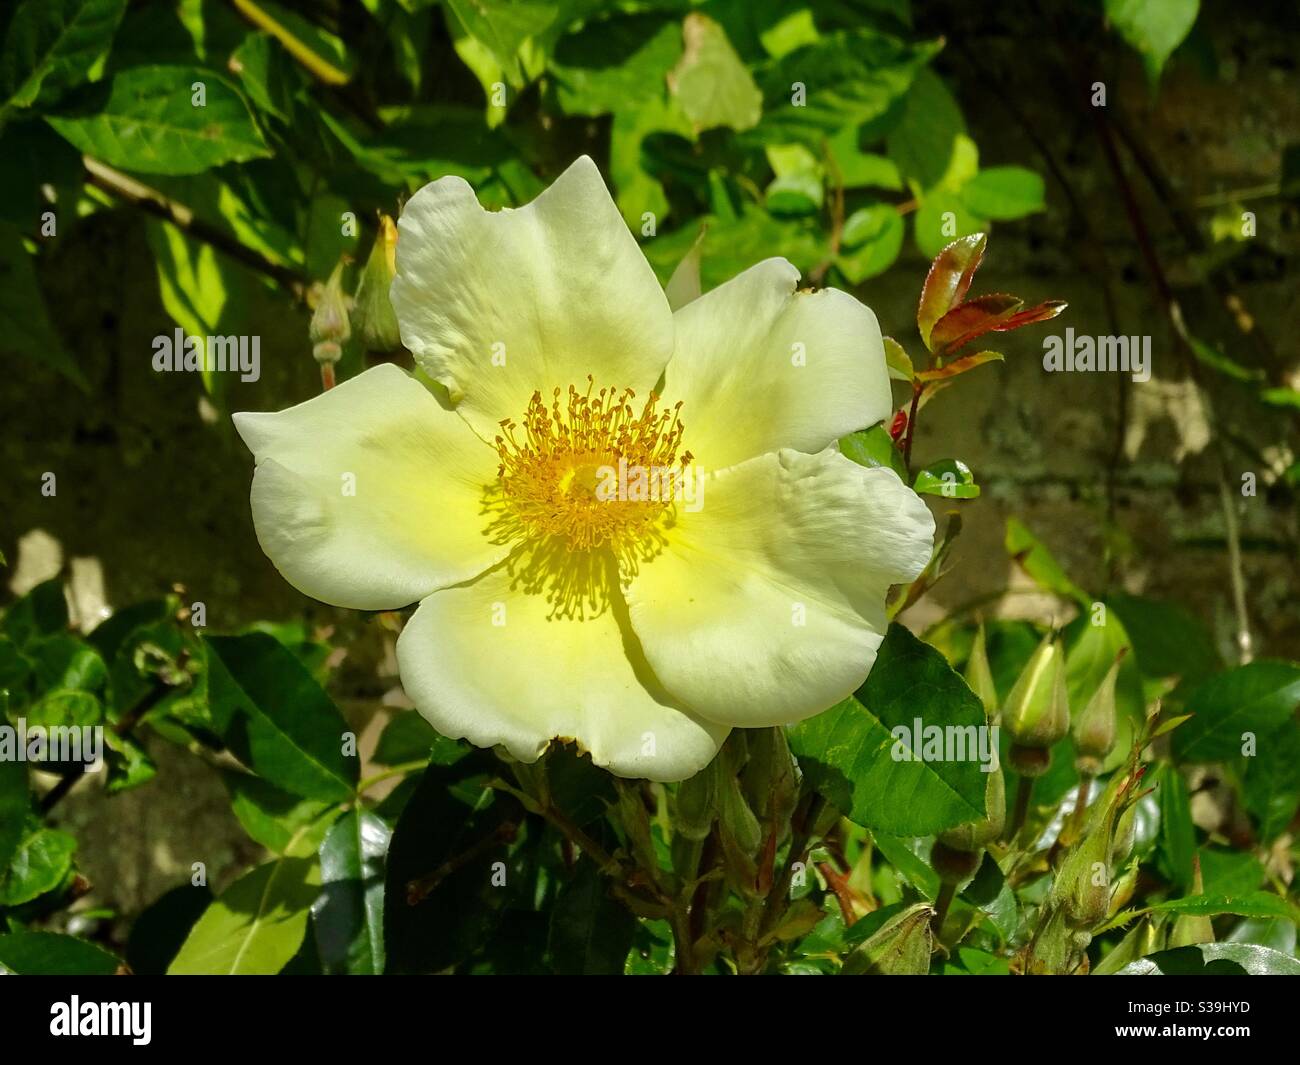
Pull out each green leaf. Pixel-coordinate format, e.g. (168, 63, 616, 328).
(1199, 846, 1265, 896)
(47, 64, 270, 175)
(1241, 722, 1300, 841)
(1114, 942, 1300, 976)
(757, 29, 939, 144)
(125, 883, 212, 975)
(1172, 661, 1300, 764)
(789, 625, 989, 836)
(205, 633, 358, 803)
(835, 204, 903, 283)
(872, 835, 938, 898)
(827, 123, 901, 190)
(1156, 762, 1196, 892)
(959, 851, 1019, 944)
(1005, 517, 1091, 607)
(1147, 891, 1300, 924)
(314, 810, 389, 975)
(883, 336, 913, 381)
(548, 14, 681, 118)
(1106, 593, 1220, 683)
(223, 771, 334, 856)
(765, 170, 822, 215)
(1, 578, 68, 647)
(1063, 606, 1142, 725)
(229, 31, 299, 122)
(383, 758, 521, 974)
(914, 189, 986, 260)
(1226, 917, 1296, 954)
(0, 223, 86, 388)
(547, 856, 637, 975)
(643, 207, 826, 291)
(1104, 0, 1199, 84)
(444, 0, 555, 76)
(610, 92, 693, 226)
(0, 120, 84, 229)
(0, 0, 127, 111)
(839, 424, 906, 479)
(373, 712, 464, 767)
(913, 458, 979, 499)
(960, 166, 1045, 220)
(667, 13, 761, 133)
(27, 633, 106, 692)
(167, 857, 321, 974)
(0, 931, 120, 975)
(885, 67, 965, 192)
(0, 759, 29, 877)
(0, 824, 76, 906)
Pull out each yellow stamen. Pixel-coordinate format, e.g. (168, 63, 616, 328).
(493, 378, 691, 555)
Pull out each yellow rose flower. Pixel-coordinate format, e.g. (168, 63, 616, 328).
(234, 156, 934, 782)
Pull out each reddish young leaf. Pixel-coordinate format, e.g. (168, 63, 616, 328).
(928, 294, 1023, 357)
(915, 350, 1005, 384)
(998, 300, 1068, 331)
(917, 232, 987, 350)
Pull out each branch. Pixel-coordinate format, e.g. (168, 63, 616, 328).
(83, 156, 307, 297)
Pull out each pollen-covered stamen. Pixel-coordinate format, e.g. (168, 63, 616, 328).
(494, 378, 692, 552)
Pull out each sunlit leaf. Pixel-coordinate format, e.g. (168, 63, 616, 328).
(47, 64, 270, 174)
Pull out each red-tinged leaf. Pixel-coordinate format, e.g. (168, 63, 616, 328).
(917, 233, 987, 350)
(929, 294, 1023, 357)
(998, 300, 1067, 331)
(916, 350, 1005, 383)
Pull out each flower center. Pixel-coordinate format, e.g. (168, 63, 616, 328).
(493, 379, 692, 554)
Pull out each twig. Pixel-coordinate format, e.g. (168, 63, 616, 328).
(83, 156, 307, 297)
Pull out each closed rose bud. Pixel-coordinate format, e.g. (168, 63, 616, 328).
(1108, 863, 1138, 915)
(1110, 800, 1137, 865)
(1052, 774, 1132, 930)
(1073, 649, 1125, 775)
(964, 623, 999, 719)
(1002, 633, 1069, 751)
(841, 902, 934, 975)
(674, 758, 718, 842)
(353, 215, 403, 353)
(310, 260, 351, 366)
